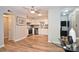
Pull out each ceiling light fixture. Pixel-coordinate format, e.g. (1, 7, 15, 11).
(30, 6, 35, 14)
(30, 6, 42, 16)
(30, 10, 35, 13)
(64, 9, 69, 12)
(38, 13, 42, 16)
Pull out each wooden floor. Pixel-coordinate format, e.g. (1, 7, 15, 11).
(0, 35, 64, 52)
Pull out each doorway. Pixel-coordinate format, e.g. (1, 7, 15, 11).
(3, 14, 12, 44)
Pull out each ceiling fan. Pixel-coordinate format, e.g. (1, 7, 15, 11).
(23, 6, 42, 16)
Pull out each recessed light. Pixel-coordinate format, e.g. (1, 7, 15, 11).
(64, 9, 69, 12)
(38, 13, 42, 16)
(30, 10, 35, 13)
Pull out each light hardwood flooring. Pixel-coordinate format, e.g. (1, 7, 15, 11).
(0, 35, 64, 52)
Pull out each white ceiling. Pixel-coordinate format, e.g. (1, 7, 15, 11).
(3, 6, 79, 19)
(3, 6, 48, 19)
(22, 6, 48, 19)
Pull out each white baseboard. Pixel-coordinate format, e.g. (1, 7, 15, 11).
(14, 36, 26, 42)
(48, 40, 52, 43)
(48, 40, 60, 44)
(14, 38, 22, 42)
(0, 44, 4, 48)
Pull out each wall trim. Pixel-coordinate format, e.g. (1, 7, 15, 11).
(0, 44, 4, 48)
(48, 41, 61, 47)
(48, 40, 60, 44)
(14, 36, 27, 42)
(48, 40, 51, 43)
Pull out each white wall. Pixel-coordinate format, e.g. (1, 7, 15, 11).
(0, 14, 4, 47)
(0, 7, 5, 47)
(0, 7, 28, 48)
(15, 16, 27, 41)
(48, 7, 61, 44)
(69, 9, 79, 38)
(69, 10, 76, 30)
(61, 15, 68, 21)
(5, 7, 28, 42)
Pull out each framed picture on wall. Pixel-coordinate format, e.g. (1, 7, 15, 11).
(16, 16, 26, 26)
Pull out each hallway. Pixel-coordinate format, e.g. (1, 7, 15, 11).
(0, 35, 64, 52)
